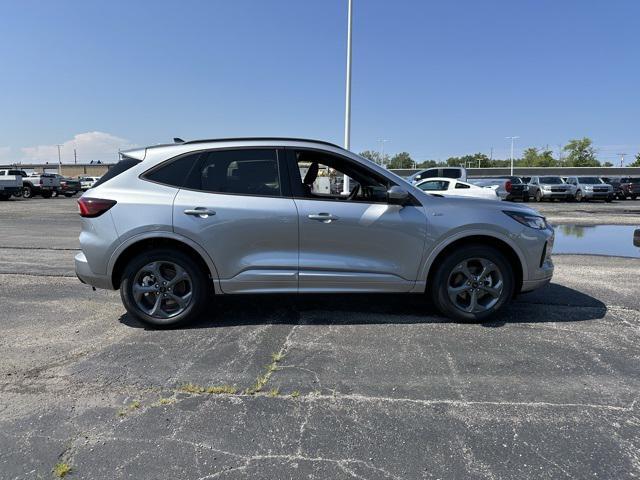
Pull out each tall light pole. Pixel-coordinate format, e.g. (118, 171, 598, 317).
(505, 136, 519, 175)
(56, 144, 63, 174)
(342, 0, 353, 194)
(378, 139, 389, 167)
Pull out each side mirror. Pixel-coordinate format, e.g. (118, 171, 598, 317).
(414, 175, 422, 180)
(387, 185, 409, 205)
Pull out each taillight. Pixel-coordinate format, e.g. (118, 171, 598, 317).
(77, 197, 117, 218)
(39, 178, 43, 185)
(505, 180, 512, 193)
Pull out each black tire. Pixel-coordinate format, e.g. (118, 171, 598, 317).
(22, 185, 33, 198)
(64, 192, 75, 197)
(0, 193, 10, 201)
(575, 190, 583, 202)
(41, 191, 53, 199)
(632, 195, 638, 200)
(120, 248, 209, 328)
(522, 194, 529, 202)
(605, 196, 613, 203)
(430, 244, 515, 323)
(534, 190, 542, 202)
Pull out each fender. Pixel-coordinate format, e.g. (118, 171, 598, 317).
(107, 231, 223, 294)
(417, 228, 529, 285)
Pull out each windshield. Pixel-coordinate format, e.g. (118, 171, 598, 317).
(577, 177, 602, 184)
(540, 177, 564, 184)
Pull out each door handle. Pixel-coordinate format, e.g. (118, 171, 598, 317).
(184, 208, 216, 218)
(308, 213, 339, 223)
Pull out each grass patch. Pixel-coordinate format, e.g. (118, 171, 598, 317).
(53, 462, 72, 477)
(246, 349, 287, 395)
(129, 400, 141, 409)
(159, 397, 175, 405)
(180, 383, 238, 395)
(267, 388, 280, 397)
(291, 390, 300, 398)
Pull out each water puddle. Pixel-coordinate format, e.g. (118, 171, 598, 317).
(552, 224, 640, 258)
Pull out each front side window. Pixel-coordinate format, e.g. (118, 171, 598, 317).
(186, 149, 281, 197)
(292, 150, 389, 203)
(418, 180, 449, 191)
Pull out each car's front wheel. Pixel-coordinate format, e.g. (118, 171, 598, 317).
(431, 245, 515, 322)
(120, 249, 209, 328)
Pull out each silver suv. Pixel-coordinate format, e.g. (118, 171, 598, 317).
(75, 138, 554, 327)
(565, 176, 613, 202)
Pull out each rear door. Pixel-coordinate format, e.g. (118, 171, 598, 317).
(172, 148, 299, 293)
(287, 148, 427, 293)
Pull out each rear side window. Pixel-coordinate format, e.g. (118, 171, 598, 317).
(442, 168, 461, 179)
(92, 157, 141, 189)
(455, 182, 470, 189)
(185, 149, 281, 197)
(143, 153, 201, 187)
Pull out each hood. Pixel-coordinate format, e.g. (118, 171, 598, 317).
(419, 192, 544, 217)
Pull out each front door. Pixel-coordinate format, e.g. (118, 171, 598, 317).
(288, 149, 428, 292)
(173, 148, 299, 293)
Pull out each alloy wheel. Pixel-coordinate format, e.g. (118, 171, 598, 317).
(446, 258, 504, 313)
(132, 261, 193, 319)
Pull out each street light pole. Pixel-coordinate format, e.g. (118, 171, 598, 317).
(56, 144, 63, 175)
(378, 139, 389, 167)
(342, 0, 353, 194)
(505, 136, 519, 176)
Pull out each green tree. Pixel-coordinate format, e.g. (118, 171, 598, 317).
(563, 138, 600, 167)
(520, 147, 557, 167)
(388, 152, 414, 169)
(629, 153, 640, 167)
(416, 160, 438, 168)
(603, 161, 614, 167)
(358, 150, 388, 166)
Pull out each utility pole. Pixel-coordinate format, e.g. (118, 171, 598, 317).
(378, 139, 389, 167)
(505, 136, 519, 176)
(74, 148, 77, 164)
(56, 144, 63, 174)
(342, 0, 353, 194)
(617, 153, 627, 167)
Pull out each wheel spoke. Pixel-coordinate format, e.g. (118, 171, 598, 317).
(168, 291, 191, 309)
(132, 284, 156, 301)
(466, 289, 479, 312)
(481, 280, 503, 298)
(167, 264, 189, 287)
(147, 294, 169, 318)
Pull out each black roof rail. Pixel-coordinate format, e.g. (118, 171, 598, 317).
(181, 137, 345, 149)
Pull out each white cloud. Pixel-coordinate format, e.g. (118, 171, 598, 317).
(5, 132, 137, 165)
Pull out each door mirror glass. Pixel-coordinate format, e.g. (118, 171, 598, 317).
(387, 185, 409, 205)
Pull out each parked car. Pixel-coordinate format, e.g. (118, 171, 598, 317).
(21, 172, 61, 198)
(51, 174, 82, 197)
(79, 176, 101, 191)
(75, 138, 554, 327)
(601, 177, 640, 200)
(565, 176, 614, 202)
(0, 168, 24, 200)
(468, 176, 529, 202)
(414, 177, 499, 200)
(407, 166, 467, 184)
(526, 176, 575, 202)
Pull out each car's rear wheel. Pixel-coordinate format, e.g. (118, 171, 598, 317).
(0, 193, 10, 201)
(64, 192, 75, 197)
(120, 249, 208, 328)
(41, 191, 53, 199)
(430, 245, 515, 322)
(22, 186, 33, 198)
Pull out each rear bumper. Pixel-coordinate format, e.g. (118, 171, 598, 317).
(75, 251, 114, 290)
(0, 186, 21, 194)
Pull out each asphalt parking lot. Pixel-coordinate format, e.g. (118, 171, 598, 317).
(1, 196, 639, 479)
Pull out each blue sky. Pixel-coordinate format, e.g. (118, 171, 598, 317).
(0, 0, 638, 164)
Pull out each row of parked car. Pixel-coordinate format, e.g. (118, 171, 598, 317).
(0, 169, 100, 200)
(405, 166, 640, 202)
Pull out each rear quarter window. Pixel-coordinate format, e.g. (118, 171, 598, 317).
(92, 157, 141, 189)
(142, 153, 201, 188)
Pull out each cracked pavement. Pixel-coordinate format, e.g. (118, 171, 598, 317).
(1, 197, 639, 479)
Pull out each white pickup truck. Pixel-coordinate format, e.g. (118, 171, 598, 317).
(20, 171, 61, 198)
(0, 169, 24, 200)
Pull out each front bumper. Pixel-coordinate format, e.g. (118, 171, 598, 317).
(75, 251, 114, 290)
(540, 190, 573, 199)
(583, 190, 612, 199)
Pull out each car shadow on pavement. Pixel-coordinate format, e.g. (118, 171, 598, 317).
(119, 282, 606, 330)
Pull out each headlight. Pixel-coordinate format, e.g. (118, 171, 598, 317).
(585, 186, 593, 191)
(523, 185, 529, 191)
(542, 185, 551, 190)
(504, 210, 548, 230)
